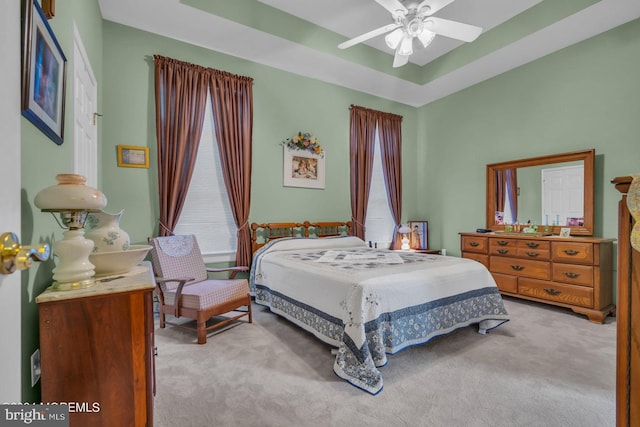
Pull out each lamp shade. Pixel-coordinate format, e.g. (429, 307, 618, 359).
(34, 174, 107, 211)
(418, 30, 436, 48)
(399, 225, 411, 234)
(385, 28, 404, 49)
(398, 36, 414, 56)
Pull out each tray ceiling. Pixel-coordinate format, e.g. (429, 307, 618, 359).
(99, 0, 640, 107)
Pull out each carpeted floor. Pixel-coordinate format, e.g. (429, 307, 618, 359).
(152, 296, 616, 427)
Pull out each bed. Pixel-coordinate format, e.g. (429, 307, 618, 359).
(249, 221, 509, 394)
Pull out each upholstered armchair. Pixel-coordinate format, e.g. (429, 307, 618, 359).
(148, 234, 252, 344)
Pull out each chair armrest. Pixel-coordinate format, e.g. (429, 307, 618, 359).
(205, 266, 249, 279)
(156, 277, 195, 284)
(155, 276, 194, 317)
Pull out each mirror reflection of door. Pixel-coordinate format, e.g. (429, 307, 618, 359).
(541, 165, 584, 226)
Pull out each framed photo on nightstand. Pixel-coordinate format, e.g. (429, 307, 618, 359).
(408, 221, 428, 250)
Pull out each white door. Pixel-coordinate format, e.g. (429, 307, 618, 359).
(72, 24, 98, 188)
(0, 0, 23, 401)
(541, 165, 584, 226)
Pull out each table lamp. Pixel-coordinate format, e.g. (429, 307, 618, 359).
(399, 224, 411, 251)
(34, 174, 107, 290)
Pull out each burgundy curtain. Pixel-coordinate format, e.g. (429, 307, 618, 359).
(153, 55, 209, 236)
(377, 111, 403, 249)
(495, 169, 506, 216)
(208, 69, 254, 267)
(349, 105, 378, 239)
(507, 168, 518, 221)
(495, 168, 518, 223)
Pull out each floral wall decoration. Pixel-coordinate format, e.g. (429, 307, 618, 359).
(282, 131, 325, 189)
(282, 131, 324, 157)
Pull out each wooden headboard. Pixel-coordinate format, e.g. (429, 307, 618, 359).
(250, 221, 353, 253)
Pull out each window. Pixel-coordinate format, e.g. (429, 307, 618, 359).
(174, 96, 236, 262)
(364, 127, 395, 248)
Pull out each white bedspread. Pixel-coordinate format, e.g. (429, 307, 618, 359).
(250, 236, 509, 394)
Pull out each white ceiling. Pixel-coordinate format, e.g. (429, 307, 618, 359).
(99, 0, 640, 107)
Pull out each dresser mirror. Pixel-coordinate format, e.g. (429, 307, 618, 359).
(486, 149, 595, 236)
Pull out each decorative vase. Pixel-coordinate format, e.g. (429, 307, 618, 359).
(85, 209, 131, 253)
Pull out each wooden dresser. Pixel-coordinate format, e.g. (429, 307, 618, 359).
(460, 232, 615, 323)
(612, 176, 639, 427)
(36, 263, 156, 427)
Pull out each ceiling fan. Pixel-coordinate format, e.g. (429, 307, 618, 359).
(338, 0, 483, 68)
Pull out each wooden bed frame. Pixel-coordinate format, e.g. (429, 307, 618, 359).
(250, 221, 352, 253)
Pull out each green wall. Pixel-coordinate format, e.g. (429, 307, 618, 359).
(20, 0, 104, 402)
(18, 2, 640, 402)
(100, 22, 419, 244)
(419, 18, 640, 256)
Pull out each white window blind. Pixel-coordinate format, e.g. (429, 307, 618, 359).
(364, 128, 395, 248)
(174, 96, 237, 262)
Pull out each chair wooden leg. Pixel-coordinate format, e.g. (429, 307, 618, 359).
(197, 321, 207, 344)
(248, 302, 253, 324)
(159, 311, 166, 328)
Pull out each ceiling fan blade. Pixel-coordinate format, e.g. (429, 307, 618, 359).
(417, 0, 456, 17)
(392, 49, 410, 68)
(375, 0, 408, 16)
(423, 17, 482, 42)
(338, 23, 401, 49)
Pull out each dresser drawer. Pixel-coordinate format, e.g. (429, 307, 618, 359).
(551, 241, 594, 265)
(490, 238, 516, 249)
(519, 278, 593, 308)
(492, 272, 517, 293)
(462, 252, 488, 269)
(490, 257, 551, 280)
(552, 263, 594, 287)
(462, 236, 488, 254)
(516, 247, 550, 260)
(516, 240, 550, 251)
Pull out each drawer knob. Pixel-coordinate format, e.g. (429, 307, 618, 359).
(497, 241, 508, 246)
(544, 288, 561, 296)
(527, 243, 539, 248)
(469, 242, 479, 247)
(526, 252, 539, 257)
(563, 249, 580, 256)
(498, 249, 509, 254)
(564, 272, 580, 279)
(511, 265, 524, 271)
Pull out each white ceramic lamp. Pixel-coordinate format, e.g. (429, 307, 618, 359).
(34, 174, 107, 290)
(399, 224, 411, 251)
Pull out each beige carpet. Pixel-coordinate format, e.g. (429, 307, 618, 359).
(152, 297, 615, 427)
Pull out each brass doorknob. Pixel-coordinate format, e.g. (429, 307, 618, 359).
(0, 232, 50, 274)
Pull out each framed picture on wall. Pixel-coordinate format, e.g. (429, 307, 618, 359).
(283, 148, 325, 189)
(21, 0, 67, 145)
(117, 145, 150, 168)
(408, 221, 428, 250)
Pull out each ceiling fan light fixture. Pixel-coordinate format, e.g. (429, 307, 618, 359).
(398, 35, 413, 56)
(385, 28, 404, 50)
(417, 29, 436, 48)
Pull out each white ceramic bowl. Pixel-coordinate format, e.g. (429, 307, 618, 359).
(89, 244, 152, 276)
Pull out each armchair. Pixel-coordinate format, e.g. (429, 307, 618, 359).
(148, 234, 252, 344)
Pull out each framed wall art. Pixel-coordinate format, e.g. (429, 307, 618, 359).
(408, 221, 428, 250)
(283, 148, 325, 189)
(117, 145, 150, 169)
(21, 0, 67, 145)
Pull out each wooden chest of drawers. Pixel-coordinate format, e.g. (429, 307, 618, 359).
(460, 233, 615, 323)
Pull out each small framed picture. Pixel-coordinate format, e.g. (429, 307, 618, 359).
(283, 148, 325, 189)
(559, 227, 571, 238)
(117, 145, 150, 168)
(21, 0, 67, 145)
(408, 221, 428, 250)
